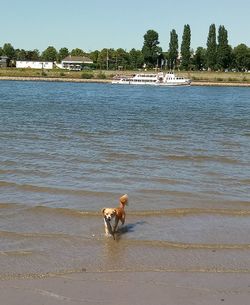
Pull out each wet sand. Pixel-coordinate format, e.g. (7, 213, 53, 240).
(0, 271, 249, 305)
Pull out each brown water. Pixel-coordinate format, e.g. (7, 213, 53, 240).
(0, 81, 250, 279)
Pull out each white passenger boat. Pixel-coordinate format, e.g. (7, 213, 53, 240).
(112, 72, 191, 86)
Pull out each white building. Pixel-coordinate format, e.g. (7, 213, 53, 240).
(16, 61, 54, 69)
(60, 55, 93, 71)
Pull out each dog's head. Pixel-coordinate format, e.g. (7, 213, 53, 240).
(102, 208, 116, 222)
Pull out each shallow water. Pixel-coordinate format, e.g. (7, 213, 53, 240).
(0, 81, 250, 278)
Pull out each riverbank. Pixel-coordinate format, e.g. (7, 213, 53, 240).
(0, 76, 250, 87)
(1, 271, 249, 305)
(0, 76, 111, 83)
(0, 68, 250, 86)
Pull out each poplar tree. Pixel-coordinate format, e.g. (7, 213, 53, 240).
(168, 29, 178, 70)
(217, 25, 231, 70)
(206, 24, 217, 70)
(180, 24, 191, 70)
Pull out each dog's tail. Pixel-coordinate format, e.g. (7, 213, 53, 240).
(119, 194, 128, 206)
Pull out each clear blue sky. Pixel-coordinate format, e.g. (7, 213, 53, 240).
(1, 0, 249, 53)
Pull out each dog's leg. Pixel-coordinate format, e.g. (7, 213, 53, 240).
(103, 219, 110, 235)
(113, 217, 119, 233)
(121, 212, 126, 225)
(104, 219, 115, 239)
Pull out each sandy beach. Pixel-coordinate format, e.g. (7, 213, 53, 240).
(1, 271, 249, 305)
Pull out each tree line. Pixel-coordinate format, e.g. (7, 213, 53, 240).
(0, 24, 249, 72)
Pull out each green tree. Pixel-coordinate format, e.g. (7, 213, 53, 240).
(217, 25, 231, 70)
(2, 43, 15, 59)
(15, 49, 27, 60)
(58, 47, 69, 62)
(193, 47, 207, 70)
(89, 50, 99, 69)
(233, 44, 250, 71)
(15, 49, 39, 61)
(129, 48, 144, 69)
(180, 24, 191, 70)
(142, 29, 161, 68)
(106, 48, 116, 70)
(206, 24, 217, 70)
(42, 46, 58, 61)
(26, 49, 40, 60)
(89, 50, 99, 63)
(71, 48, 85, 57)
(97, 48, 110, 69)
(168, 29, 178, 70)
(115, 48, 129, 70)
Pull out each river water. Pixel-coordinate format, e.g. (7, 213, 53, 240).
(0, 80, 250, 279)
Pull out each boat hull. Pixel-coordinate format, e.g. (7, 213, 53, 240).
(112, 80, 191, 86)
(112, 72, 191, 86)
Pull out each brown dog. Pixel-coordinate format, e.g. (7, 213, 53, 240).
(102, 194, 128, 238)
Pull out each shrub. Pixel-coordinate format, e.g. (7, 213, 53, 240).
(96, 71, 107, 79)
(81, 72, 94, 79)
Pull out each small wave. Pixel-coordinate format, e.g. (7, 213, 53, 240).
(165, 154, 241, 164)
(1, 266, 250, 281)
(2, 201, 250, 220)
(138, 188, 194, 197)
(74, 130, 120, 138)
(0, 168, 49, 177)
(0, 160, 17, 166)
(30, 205, 100, 217)
(0, 250, 34, 256)
(23, 205, 250, 219)
(130, 208, 250, 217)
(152, 177, 183, 185)
(0, 268, 85, 280)
(1, 230, 250, 259)
(0, 203, 13, 209)
(105, 152, 139, 161)
(0, 230, 72, 239)
(123, 239, 250, 250)
(240, 179, 250, 185)
(0, 169, 14, 174)
(0, 181, 113, 197)
(151, 134, 184, 141)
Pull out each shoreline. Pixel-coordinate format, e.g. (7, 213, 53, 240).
(0, 76, 250, 86)
(0, 270, 249, 305)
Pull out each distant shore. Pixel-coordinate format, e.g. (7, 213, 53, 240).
(0, 75, 250, 87)
(0, 68, 250, 86)
(0, 76, 110, 83)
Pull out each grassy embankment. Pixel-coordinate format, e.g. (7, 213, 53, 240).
(0, 68, 250, 85)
